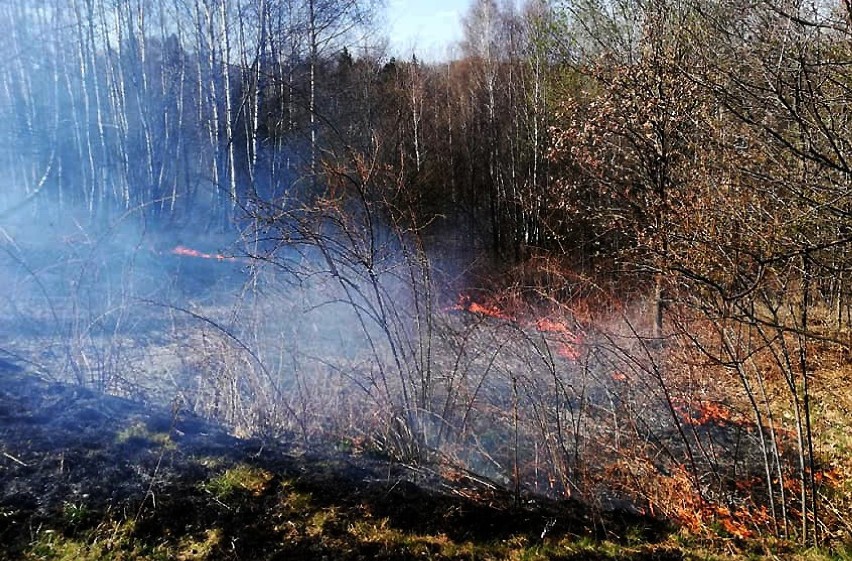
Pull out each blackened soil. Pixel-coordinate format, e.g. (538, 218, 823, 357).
(0, 360, 676, 560)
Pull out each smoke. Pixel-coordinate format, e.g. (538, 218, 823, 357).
(0, 1, 769, 518)
(0, 175, 675, 505)
(0, 183, 758, 513)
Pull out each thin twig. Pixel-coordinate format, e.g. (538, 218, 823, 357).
(3, 451, 28, 467)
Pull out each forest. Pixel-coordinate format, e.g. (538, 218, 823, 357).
(2, 0, 852, 556)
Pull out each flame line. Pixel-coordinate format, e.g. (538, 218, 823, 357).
(171, 245, 237, 262)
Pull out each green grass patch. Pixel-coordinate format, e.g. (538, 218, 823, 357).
(115, 422, 174, 449)
(176, 528, 223, 560)
(22, 519, 169, 561)
(201, 463, 274, 499)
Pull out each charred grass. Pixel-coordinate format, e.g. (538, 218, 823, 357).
(0, 363, 735, 561)
(2, 362, 850, 560)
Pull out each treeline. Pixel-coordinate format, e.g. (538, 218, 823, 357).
(0, 0, 556, 251)
(7, 0, 851, 300)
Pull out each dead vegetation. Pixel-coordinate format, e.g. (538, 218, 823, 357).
(0, 362, 689, 561)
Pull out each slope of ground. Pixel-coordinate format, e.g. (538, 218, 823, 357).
(0, 358, 834, 561)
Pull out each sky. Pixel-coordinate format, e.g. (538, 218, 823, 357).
(385, 0, 468, 62)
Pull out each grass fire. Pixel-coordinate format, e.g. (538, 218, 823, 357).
(2, 0, 852, 559)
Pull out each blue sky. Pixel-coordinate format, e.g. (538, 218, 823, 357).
(385, 0, 467, 62)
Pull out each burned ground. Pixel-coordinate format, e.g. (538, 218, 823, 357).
(0, 358, 686, 561)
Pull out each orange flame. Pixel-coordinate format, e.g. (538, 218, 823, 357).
(452, 296, 513, 321)
(676, 400, 741, 427)
(172, 245, 237, 262)
(452, 295, 584, 360)
(610, 370, 629, 382)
